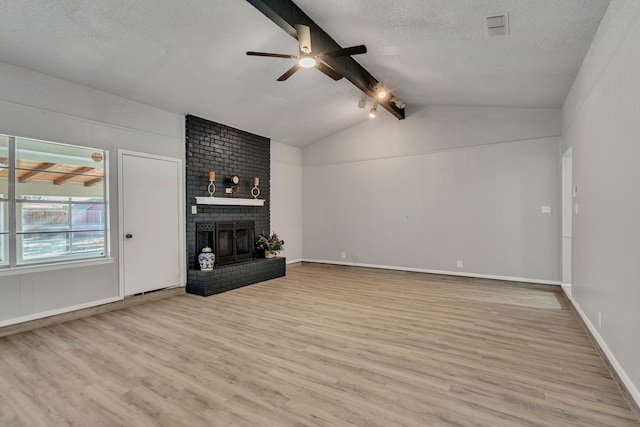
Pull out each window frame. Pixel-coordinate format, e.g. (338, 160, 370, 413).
(0, 134, 110, 271)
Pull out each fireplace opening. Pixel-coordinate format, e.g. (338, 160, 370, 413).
(195, 220, 255, 268)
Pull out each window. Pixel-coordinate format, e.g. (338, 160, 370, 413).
(0, 134, 107, 268)
(0, 135, 7, 266)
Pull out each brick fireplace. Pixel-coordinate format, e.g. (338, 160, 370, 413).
(185, 115, 285, 296)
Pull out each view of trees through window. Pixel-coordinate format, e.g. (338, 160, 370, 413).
(0, 134, 107, 267)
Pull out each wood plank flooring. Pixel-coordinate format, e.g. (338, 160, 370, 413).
(0, 263, 638, 426)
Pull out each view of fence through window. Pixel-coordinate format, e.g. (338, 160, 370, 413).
(0, 134, 107, 267)
(20, 196, 105, 261)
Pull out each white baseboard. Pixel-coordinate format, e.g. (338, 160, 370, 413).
(570, 298, 640, 410)
(301, 259, 561, 286)
(561, 283, 573, 300)
(0, 296, 123, 328)
(286, 258, 303, 265)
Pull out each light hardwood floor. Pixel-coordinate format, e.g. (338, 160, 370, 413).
(0, 263, 638, 426)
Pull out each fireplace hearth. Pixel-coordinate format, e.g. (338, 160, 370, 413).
(190, 219, 284, 296)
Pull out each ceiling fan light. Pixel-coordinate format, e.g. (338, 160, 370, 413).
(299, 56, 317, 68)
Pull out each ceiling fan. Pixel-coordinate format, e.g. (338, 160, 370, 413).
(246, 24, 367, 81)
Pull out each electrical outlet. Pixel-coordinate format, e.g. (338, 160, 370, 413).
(541, 206, 551, 213)
(598, 312, 602, 328)
(341, 252, 346, 259)
(191, 205, 197, 215)
(456, 260, 463, 268)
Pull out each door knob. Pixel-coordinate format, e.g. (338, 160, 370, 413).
(125, 233, 133, 239)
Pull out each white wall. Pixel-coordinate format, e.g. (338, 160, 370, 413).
(561, 1, 640, 405)
(270, 141, 302, 263)
(0, 61, 184, 326)
(303, 106, 561, 283)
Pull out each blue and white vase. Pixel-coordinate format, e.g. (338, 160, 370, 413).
(198, 246, 215, 271)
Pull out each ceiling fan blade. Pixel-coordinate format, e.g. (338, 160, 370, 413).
(246, 51, 296, 59)
(316, 59, 343, 81)
(295, 24, 312, 54)
(277, 64, 301, 81)
(317, 45, 367, 59)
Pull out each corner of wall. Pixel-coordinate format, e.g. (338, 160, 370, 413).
(562, 0, 640, 138)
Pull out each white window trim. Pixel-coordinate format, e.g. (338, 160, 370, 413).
(0, 256, 115, 277)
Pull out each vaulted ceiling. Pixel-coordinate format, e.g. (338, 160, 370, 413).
(0, 0, 610, 146)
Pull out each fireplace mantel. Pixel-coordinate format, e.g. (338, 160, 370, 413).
(195, 197, 265, 206)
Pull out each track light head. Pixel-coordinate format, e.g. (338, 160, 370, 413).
(390, 96, 406, 109)
(374, 83, 387, 99)
(358, 93, 367, 109)
(369, 101, 379, 118)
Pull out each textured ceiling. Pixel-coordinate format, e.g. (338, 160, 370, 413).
(0, 0, 610, 146)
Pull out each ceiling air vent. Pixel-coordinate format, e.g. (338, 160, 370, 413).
(486, 14, 509, 36)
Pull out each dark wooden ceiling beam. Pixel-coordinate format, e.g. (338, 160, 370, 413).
(54, 167, 94, 185)
(18, 162, 56, 183)
(246, 0, 405, 119)
(84, 177, 103, 187)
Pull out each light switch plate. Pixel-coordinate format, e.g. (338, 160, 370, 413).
(541, 206, 551, 213)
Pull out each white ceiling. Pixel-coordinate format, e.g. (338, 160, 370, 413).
(0, 0, 610, 146)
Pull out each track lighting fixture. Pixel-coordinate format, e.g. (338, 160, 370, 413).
(374, 83, 387, 99)
(369, 101, 379, 118)
(358, 93, 367, 109)
(390, 96, 406, 109)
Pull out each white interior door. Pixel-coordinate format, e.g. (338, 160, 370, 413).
(562, 148, 573, 291)
(120, 151, 183, 296)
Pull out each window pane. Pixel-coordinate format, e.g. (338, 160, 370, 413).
(0, 234, 7, 266)
(0, 134, 7, 200)
(19, 232, 70, 261)
(0, 200, 6, 233)
(72, 203, 105, 230)
(15, 137, 104, 200)
(18, 231, 104, 263)
(71, 230, 105, 255)
(18, 201, 70, 232)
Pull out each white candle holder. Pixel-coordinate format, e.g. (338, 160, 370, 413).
(251, 185, 260, 199)
(208, 180, 216, 197)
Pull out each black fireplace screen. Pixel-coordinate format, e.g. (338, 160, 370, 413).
(196, 220, 255, 268)
(216, 220, 255, 266)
